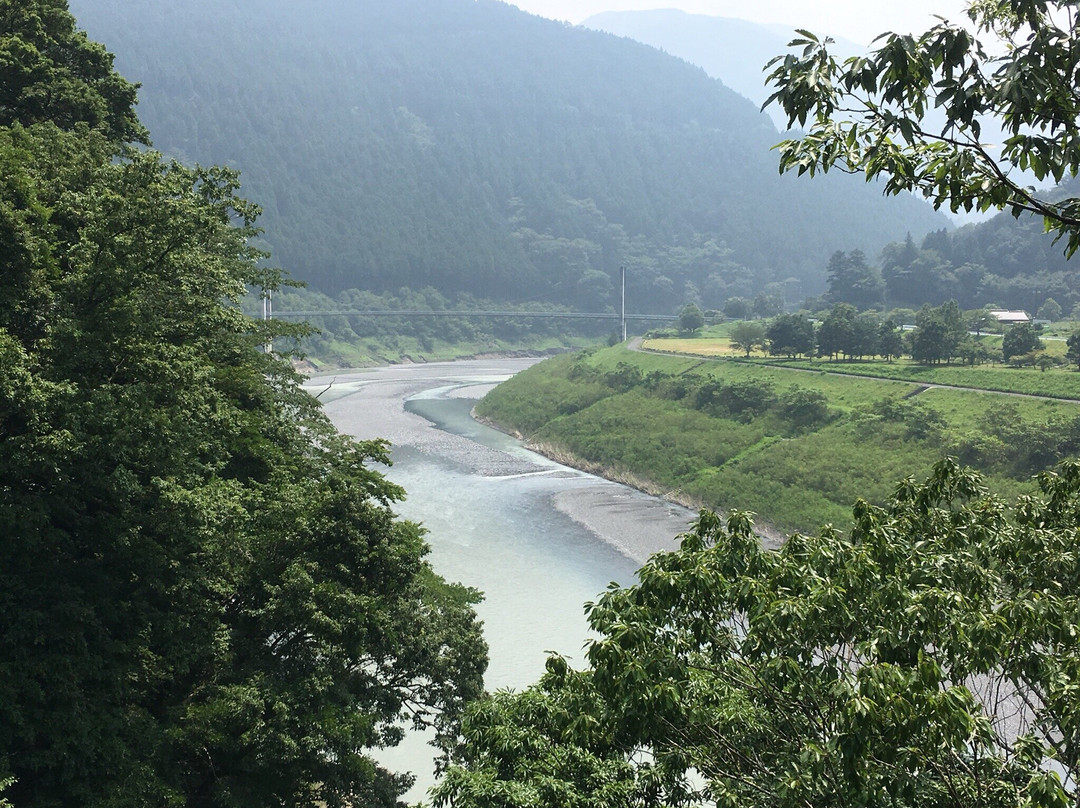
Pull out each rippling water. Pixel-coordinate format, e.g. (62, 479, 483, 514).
(314, 360, 693, 800)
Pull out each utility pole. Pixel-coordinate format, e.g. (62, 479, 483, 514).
(263, 287, 272, 353)
(620, 266, 626, 342)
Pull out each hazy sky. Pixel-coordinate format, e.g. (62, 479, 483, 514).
(505, 0, 972, 47)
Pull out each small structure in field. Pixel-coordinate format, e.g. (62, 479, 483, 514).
(988, 310, 1030, 324)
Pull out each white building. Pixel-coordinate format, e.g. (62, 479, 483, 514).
(988, 310, 1031, 324)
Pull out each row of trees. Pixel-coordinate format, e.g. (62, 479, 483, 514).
(822, 237, 1080, 317)
(729, 307, 903, 361)
(728, 302, 1050, 366)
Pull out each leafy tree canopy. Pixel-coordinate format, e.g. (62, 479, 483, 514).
(0, 2, 486, 806)
(728, 319, 767, 356)
(435, 459, 1080, 808)
(765, 312, 816, 358)
(765, 0, 1080, 255)
(723, 296, 753, 320)
(1066, 329, 1080, 368)
(0, 0, 145, 142)
(825, 249, 884, 310)
(677, 302, 705, 335)
(1038, 297, 1063, 321)
(1002, 320, 1045, 361)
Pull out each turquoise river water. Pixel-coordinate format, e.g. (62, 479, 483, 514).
(309, 358, 695, 800)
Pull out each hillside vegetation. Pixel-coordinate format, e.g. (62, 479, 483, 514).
(69, 0, 946, 314)
(476, 345, 1080, 533)
(877, 200, 1080, 312)
(263, 285, 609, 368)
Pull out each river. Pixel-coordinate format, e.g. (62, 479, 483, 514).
(307, 358, 696, 799)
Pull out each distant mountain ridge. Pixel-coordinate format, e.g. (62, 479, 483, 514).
(69, 0, 947, 312)
(581, 9, 866, 128)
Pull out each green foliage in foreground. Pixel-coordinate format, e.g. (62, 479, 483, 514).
(477, 345, 1080, 532)
(1, 3, 487, 805)
(434, 459, 1080, 808)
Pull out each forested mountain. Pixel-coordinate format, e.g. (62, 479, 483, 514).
(579, 11, 1080, 316)
(867, 179, 1080, 313)
(69, 0, 946, 314)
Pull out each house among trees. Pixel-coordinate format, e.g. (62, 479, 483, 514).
(988, 309, 1031, 324)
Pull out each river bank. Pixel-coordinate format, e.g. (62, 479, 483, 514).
(310, 359, 695, 566)
(473, 410, 786, 549)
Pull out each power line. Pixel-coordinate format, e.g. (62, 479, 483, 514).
(272, 309, 676, 321)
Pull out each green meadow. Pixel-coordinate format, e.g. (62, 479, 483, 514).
(644, 330, 1080, 399)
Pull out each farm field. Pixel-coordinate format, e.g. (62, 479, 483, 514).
(642, 333, 1080, 399)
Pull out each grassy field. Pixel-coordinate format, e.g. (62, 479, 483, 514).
(476, 344, 1080, 536)
(645, 337, 742, 357)
(642, 336, 1080, 399)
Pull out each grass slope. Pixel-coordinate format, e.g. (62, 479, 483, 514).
(476, 345, 1080, 535)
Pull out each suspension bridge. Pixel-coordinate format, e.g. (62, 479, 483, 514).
(272, 309, 677, 322)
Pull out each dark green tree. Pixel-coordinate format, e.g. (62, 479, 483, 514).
(0, 0, 146, 142)
(878, 318, 905, 361)
(817, 302, 856, 359)
(1038, 297, 1063, 322)
(825, 249, 884, 310)
(677, 301, 705, 335)
(1002, 321, 1045, 362)
(778, 385, 830, 428)
(911, 314, 952, 364)
(910, 300, 965, 364)
(0, 4, 486, 806)
(765, 312, 816, 358)
(723, 296, 753, 320)
(752, 290, 785, 318)
(431, 661, 651, 808)
(880, 233, 924, 307)
(1067, 330, 1080, 369)
(957, 336, 994, 366)
(850, 311, 882, 358)
(935, 299, 967, 344)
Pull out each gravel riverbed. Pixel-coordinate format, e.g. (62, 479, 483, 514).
(310, 358, 695, 565)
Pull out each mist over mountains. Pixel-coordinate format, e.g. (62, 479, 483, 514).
(70, 0, 947, 313)
(581, 9, 866, 129)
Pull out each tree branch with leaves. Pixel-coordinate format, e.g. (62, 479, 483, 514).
(765, 0, 1080, 255)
